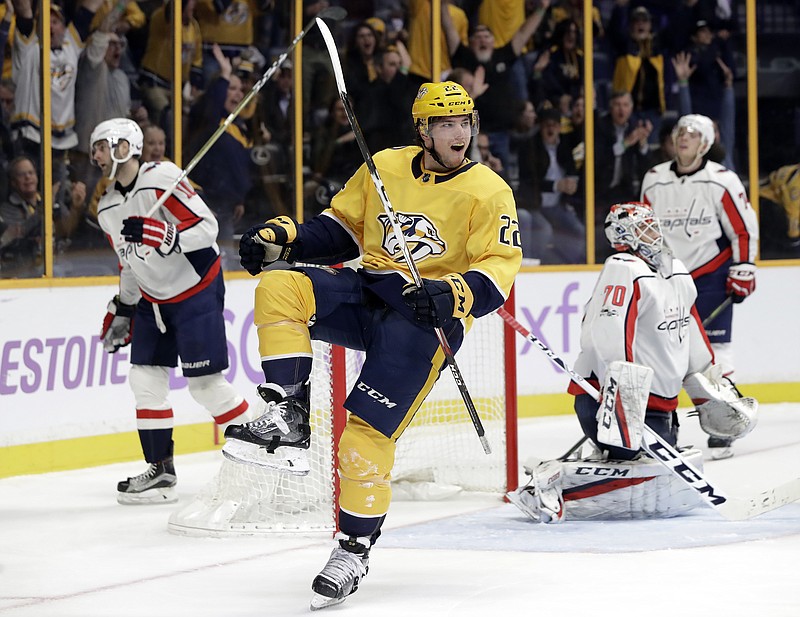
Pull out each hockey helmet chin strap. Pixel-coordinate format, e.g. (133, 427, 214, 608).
(105, 141, 136, 180)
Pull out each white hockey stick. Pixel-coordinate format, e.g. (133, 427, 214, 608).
(497, 307, 800, 520)
(143, 6, 347, 218)
(316, 18, 491, 455)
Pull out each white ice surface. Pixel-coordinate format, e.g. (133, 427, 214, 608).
(2, 404, 800, 617)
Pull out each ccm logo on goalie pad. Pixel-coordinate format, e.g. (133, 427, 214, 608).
(599, 377, 635, 449)
(647, 440, 726, 506)
(575, 466, 630, 477)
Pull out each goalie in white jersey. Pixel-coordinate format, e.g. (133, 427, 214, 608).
(90, 118, 254, 505)
(640, 114, 759, 458)
(507, 202, 757, 523)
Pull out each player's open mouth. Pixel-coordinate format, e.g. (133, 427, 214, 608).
(451, 144, 465, 152)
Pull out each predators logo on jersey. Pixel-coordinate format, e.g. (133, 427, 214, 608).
(378, 212, 446, 262)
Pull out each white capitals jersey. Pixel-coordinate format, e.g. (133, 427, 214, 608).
(97, 161, 221, 304)
(569, 253, 713, 411)
(13, 24, 84, 150)
(640, 160, 759, 276)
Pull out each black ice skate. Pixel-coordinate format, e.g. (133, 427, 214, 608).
(310, 536, 370, 611)
(708, 435, 734, 460)
(117, 458, 177, 505)
(222, 384, 311, 476)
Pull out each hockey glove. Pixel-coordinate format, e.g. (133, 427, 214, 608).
(121, 216, 180, 256)
(239, 215, 297, 275)
(101, 295, 135, 353)
(726, 262, 756, 303)
(401, 273, 473, 328)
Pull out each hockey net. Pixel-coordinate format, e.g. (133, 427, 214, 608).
(168, 307, 517, 536)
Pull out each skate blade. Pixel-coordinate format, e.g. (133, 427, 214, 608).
(117, 486, 178, 505)
(310, 593, 346, 611)
(709, 446, 734, 460)
(221, 439, 310, 476)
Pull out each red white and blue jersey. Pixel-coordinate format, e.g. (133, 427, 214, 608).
(640, 160, 759, 277)
(568, 253, 713, 411)
(97, 161, 221, 305)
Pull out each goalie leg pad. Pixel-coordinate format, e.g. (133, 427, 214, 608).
(597, 361, 653, 451)
(560, 449, 704, 520)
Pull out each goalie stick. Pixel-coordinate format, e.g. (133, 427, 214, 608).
(496, 307, 800, 520)
(315, 17, 491, 455)
(144, 6, 347, 218)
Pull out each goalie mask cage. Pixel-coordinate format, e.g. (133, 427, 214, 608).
(168, 302, 518, 537)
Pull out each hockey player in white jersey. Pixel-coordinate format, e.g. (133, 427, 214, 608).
(640, 114, 759, 458)
(91, 118, 255, 504)
(507, 202, 757, 523)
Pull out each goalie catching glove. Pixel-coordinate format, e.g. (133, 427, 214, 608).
(683, 365, 758, 439)
(401, 273, 473, 328)
(121, 216, 180, 256)
(101, 295, 135, 353)
(239, 215, 297, 275)
(726, 262, 756, 303)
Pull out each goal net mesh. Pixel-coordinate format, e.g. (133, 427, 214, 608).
(168, 314, 510, 536)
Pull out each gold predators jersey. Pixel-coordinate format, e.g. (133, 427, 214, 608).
(324, 146, 522, 302)
(760, 164, 800, 240)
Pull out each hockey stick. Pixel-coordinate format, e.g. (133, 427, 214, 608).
(496, 306, 800, 520)
(143, 6, 347, 218)
(315, 18, 491, 455)
(702, 297, 733, 328)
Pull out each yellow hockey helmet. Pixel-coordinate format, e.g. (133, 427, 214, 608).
(412, 81, 479, 135)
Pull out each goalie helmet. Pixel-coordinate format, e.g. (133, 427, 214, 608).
(605, 202, 666, 270)
(90, 118, 144, 179)
(672, 114, 715, 158)
(411, 81, 479, 136)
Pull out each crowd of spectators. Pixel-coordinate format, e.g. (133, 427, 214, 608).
(0, 0, 795, 278)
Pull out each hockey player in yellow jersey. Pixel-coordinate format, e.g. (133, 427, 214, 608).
(224, 81, 521, 609)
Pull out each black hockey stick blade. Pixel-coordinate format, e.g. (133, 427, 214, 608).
(317, 6, 347, 20)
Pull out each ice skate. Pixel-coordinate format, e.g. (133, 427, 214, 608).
(506, 459, 565, 523)
(117, 458, 177, 504)
(222, 384, 311, 475)
(310, 536, 370, 611)
(708, 435, 734, 460)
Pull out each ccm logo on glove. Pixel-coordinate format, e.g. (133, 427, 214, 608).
(725, 262, 756, 303)
(122, 216, 180, 256)
(402, 273, 474, 328)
